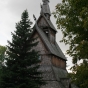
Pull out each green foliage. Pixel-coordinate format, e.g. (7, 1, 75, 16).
(53, 0, 88, 87)
(0, 45, 6, 86)
(53, 0, 88, 64)
(0, 45, 6, 65)
(1, 10, 45, 88)
(69, 60, 88, 88)
(0, 45, 6, 63)
(0, 45, 6, 56)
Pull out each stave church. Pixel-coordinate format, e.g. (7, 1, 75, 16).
(31, 0, 78, 88)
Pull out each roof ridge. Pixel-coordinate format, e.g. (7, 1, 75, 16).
(55, 42, 67, 60)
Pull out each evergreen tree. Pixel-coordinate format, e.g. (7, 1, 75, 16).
(0, 45, 6, 68)
(1, 10, 45, 88)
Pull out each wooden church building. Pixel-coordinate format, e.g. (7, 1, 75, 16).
(32, 0, 78, 88)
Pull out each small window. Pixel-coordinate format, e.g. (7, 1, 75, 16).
(45, 30, 49, 34)
(45, 30, 49, 36)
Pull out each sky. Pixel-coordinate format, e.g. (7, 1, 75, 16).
(0, 0, 73, 71)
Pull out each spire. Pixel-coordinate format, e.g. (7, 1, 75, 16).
(42, 0, 49, 4)
(41, 0, 51, 19)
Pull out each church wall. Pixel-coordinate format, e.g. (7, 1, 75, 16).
(32, 32, 52, 65)
(49, 31, 55, 44)
(40, 55, 52, 65)
(38, 17, 49, 28)
(51, 56, 66, 69)
(32, 32, 49, 55)
(60, 78, 70, 88)
(40, 81, 61, 88)
(39, 65, 56, 81)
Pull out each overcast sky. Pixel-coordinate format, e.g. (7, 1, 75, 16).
(0, 0, 73, 71)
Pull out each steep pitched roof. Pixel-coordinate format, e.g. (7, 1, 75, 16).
(33, 22, 67, 61)
(43, 14, 57, 31)
(71, 84, 79, 88)
(39, 65, 68, 88)
(37, 14, 57, 32)
(52, 66, 68, 81)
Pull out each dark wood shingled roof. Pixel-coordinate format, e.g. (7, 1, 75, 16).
(37, 14, 57, 32)
(33, 20, 67, 61)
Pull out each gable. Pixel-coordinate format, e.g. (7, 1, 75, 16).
(37, 16, 49, 28)
(37, 15, 57, 32)
(32, 31, 49, 55)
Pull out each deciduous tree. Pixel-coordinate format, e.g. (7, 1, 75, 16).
(69, 61, 88, 88)
(53, 0, 88, 64)
(53, 0, 88, 88)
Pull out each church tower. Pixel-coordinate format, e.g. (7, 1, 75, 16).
(40, 0, 51, 19)
(31, 0, 75, 88)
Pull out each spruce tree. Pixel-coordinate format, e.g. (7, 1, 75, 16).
(1, 10, 45, 88)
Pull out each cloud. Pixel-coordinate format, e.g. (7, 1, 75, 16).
(6, 0, 42, 18)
